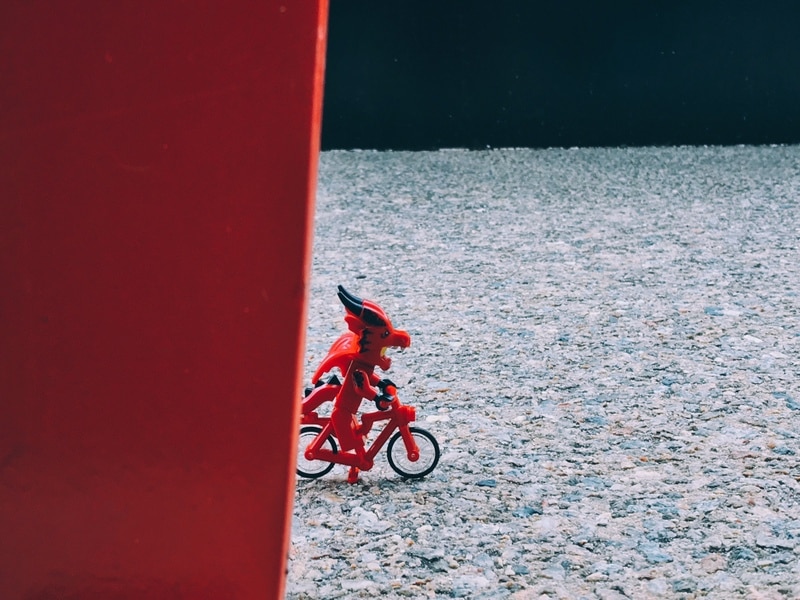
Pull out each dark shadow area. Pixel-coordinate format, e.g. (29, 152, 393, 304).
(321, 0, 800, 150)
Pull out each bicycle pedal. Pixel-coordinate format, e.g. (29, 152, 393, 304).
(347, 467, 360, 484)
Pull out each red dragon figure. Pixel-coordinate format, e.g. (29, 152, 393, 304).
(298, 286, 440, 484)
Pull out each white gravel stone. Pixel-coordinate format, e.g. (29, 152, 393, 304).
(288, 145, 800, 599)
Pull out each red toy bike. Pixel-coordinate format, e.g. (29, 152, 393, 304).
(297, 286, 440, 484)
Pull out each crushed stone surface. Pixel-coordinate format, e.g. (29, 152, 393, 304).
(287, 145, 800, 599)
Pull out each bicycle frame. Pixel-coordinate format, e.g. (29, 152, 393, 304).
(301, 385, 420, 470)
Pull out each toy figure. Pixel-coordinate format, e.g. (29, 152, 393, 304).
(298, 286, 440, 484)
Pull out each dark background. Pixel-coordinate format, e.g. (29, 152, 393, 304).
(320, 1, 800, 150)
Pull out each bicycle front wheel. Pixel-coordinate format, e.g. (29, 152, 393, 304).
(297, 425, 337, 479)
(386, 427, 440, 479)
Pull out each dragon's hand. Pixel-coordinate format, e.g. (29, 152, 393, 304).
(378, 378, 396, 393)
(374, 392, 393, 411)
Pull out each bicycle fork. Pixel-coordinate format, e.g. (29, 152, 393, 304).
(398, 423, 420, 461)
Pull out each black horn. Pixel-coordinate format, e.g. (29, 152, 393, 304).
(337, 285, 363, 305)
(337, 285, 363, 315)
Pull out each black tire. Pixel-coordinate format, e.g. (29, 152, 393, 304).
(297, 425, 337, 479)
(386, 427, 440, 479)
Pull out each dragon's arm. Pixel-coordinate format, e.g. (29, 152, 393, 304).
(353, 369, 395, 411)
(352, 369, 379, 399)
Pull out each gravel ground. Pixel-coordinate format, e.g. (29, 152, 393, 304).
(287, 145, 800, 599)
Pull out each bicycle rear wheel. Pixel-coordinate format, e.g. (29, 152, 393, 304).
(297, 425, 337, 479)
(386, 427, 440, 479)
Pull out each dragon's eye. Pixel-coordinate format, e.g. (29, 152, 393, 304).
(381, 330, 390, 338)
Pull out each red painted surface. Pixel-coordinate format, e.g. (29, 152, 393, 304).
(0, 1, 328, 598)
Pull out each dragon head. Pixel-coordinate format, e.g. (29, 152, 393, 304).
(337, 285, 411, 371)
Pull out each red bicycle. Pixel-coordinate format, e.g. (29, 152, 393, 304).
(297, 377, 440, 480)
